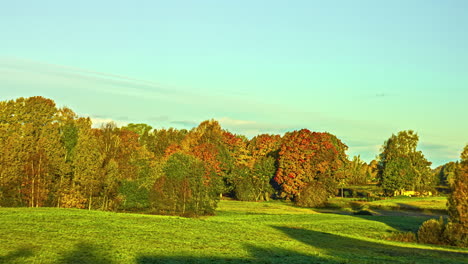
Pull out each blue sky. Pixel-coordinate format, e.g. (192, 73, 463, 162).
(1, 0, 467, 166)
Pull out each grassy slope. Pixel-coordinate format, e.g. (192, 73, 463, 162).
(0, 200, 466, 264)
(327, 196, 448, 213)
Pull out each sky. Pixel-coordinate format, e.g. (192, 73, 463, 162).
(1, 0, 467, 167)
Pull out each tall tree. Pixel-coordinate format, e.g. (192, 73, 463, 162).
(94, 122, 121, 210)
(345, 156, 370, 185)
(17, 97, 66, 207)
(71, 118, 103, 209)
(274, 129, 348, 205)
(150, 153, 220, 216)
(445, 145, 468, 246)
(436, 162, 459, 186)
(377, 130, 434, 196)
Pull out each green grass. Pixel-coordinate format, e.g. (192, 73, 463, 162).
(1, 200, 466, 263)
(368, 196, 447, 210)
(327, 196, 448, 213)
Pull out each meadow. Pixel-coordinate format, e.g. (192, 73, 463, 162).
(326, 196, 448, 214)
(1, 199, 467, 264)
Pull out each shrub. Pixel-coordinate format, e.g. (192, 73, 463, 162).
(60, 189, 87, 209)
(295, 181, 328, 208)
(444, 222, 468, 248)
(417, 217, 446, 245)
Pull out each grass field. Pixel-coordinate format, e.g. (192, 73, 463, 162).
(1, 199, 467, 263)
(327, 196, 448, 214)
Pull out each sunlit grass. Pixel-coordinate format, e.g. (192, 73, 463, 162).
(0, 200, 466, 264)
(327, 196, 447, 212)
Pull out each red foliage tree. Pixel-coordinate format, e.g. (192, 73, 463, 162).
(274, 129, 347, 203)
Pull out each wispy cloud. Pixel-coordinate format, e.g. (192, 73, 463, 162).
(0, 57, 178, 98)
(1, 57, 462, 167)
(148, 115, 170, 122)
(170, 120, 199, 128)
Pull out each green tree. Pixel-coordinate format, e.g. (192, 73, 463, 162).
(345, 155, 369, 185)
(377, 130, 434, 196)
(436, 162, 459, 186)
(150, 153, 220, 216)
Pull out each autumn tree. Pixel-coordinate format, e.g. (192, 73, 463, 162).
(118, 126, 158, 210)
(93, 122, 122, 210)
(274, 129, 348, 206)
(0, 120, 23, 205)
(230, 134, 281, 201)
(121, 123, 153, 149)
(445, 145, 468, 247)
(180, 120, 232, 192)
(17, 97, 67, 207)
(147, 128, 188, 159)
(377, 130, 434, 196)
(70, 117, 103, 209)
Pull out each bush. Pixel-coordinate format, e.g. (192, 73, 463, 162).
(295, 181, 328, 208)
(444, 222, 468, 248)
(417, 217, 446, 245)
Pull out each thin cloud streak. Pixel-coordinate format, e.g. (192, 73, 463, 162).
(0, 57, 462, 167)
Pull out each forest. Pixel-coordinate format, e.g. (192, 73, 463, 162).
(0, 96, 466, 247)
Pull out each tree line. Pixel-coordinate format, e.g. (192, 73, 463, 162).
(0, 97, 465, 218)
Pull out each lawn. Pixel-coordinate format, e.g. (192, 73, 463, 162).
(0, 200, 466, 263)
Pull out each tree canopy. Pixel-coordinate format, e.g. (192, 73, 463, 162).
(377, 130, 435, 195)
(0, 96, 454, 215)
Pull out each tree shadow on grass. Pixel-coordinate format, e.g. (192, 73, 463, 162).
(0, 248, 34, 263)
(136, 226, 468, 264)
(353, 214, 432, 233)
(58, 242, 114, 264)
(273, 226, 468, 264)
(136, 245, 337, 264)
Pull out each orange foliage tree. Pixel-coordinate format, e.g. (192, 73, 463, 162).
(274, 129, 348, 206)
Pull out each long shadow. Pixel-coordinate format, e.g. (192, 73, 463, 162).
(353, 214, 433, 233)
(136, 226, 468, 263)
(58, 242, 114, 264)
(394, 203, 447, 215)
(273, 226, 468, 264)
(0, 248, 34, 263)
(137, 245, 339, 264)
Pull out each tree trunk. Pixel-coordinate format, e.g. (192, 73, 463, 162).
(88, 194, 92, 210)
